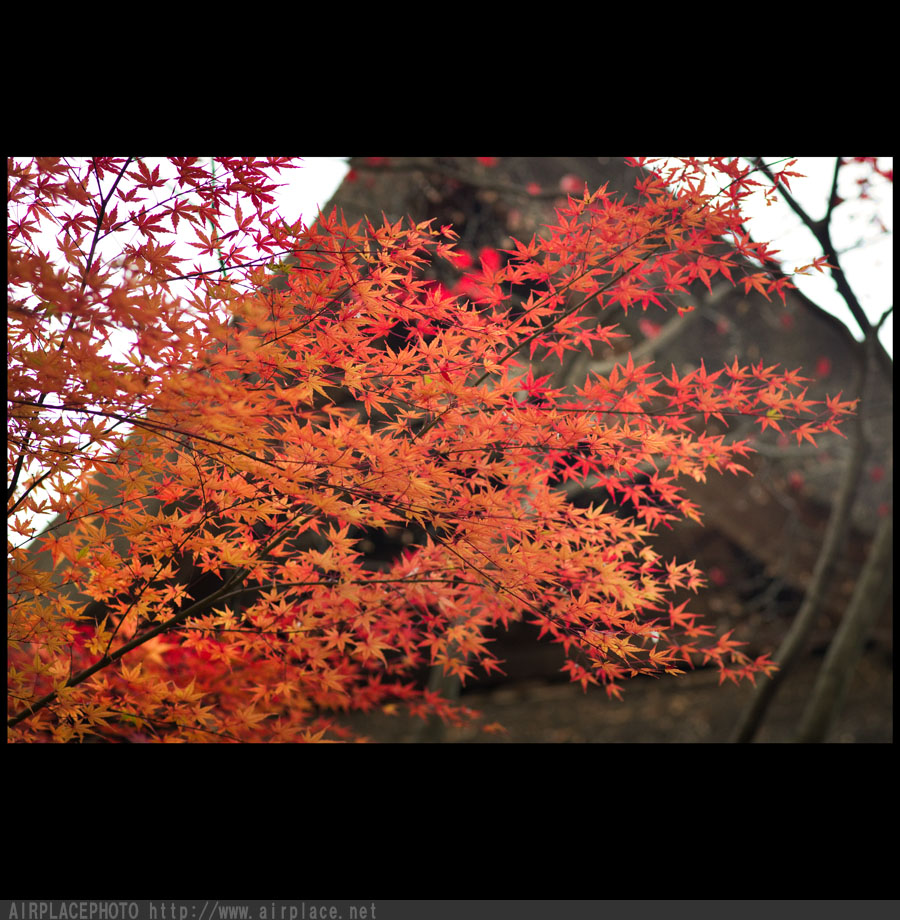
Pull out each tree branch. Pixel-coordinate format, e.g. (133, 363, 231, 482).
(794, 510, 892, 742)
(731, 340, 871, 743)
(752, 157, 892, 386)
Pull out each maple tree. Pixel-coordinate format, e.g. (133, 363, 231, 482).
(7, 156, 857, 742)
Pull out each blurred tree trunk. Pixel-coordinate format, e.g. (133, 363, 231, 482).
(731, 362, 869, 742)
(795, 511, 892, 742)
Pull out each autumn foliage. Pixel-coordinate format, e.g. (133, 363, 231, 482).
(7, 156, 855, 742)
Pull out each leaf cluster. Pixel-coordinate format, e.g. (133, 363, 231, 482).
(7, 156, 854, 741)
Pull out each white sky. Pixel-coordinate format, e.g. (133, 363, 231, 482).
(8, 156, 892, 550)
